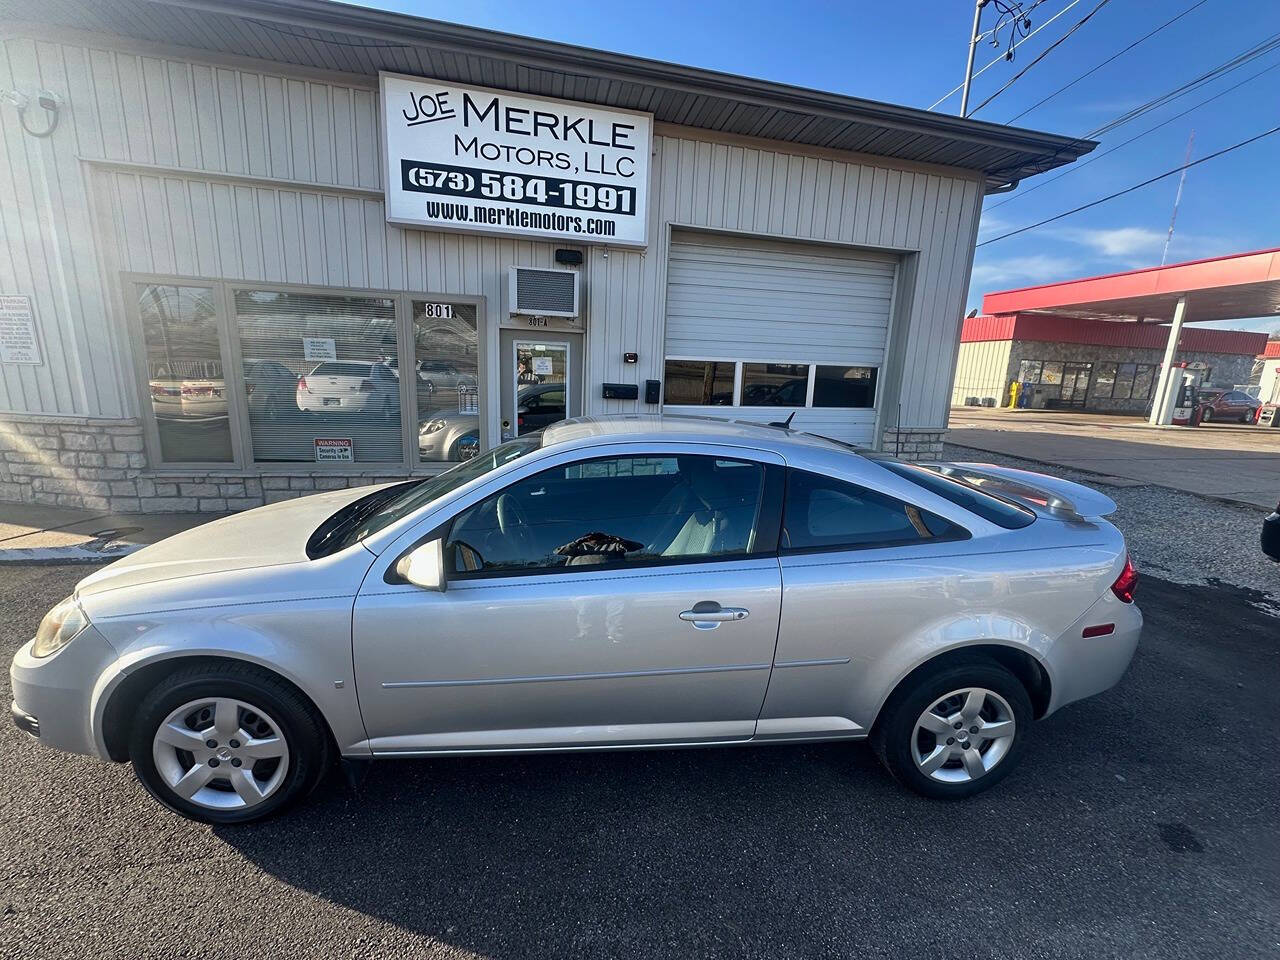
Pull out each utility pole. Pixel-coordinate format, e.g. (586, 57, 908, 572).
(1161, 129, 1195, 265)
(960, 0, 990, 117)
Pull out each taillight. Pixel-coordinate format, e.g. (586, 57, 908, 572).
(297, 377, 307, 392)
(1111, 554, 1137, 603)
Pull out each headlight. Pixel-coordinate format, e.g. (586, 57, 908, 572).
(420, 418, 447, 435)
(32, 596, 89, 658)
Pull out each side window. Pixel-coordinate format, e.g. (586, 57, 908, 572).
(447, 455, 767, 575)
(782, 470, 962, 551)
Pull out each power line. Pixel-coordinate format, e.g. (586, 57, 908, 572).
(976, 0, 1052, 43)
(977, 125, 1280, 247)
(985, 32, 1280, 193)
(1087, 32, 1280, 137)
(1004, 0, 1211, 124)
(987, 56, 1280, 210)
(968, 0, 1113, 116)
(929, 0, 1087, 110)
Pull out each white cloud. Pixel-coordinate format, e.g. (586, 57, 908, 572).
(970, 253, 1080, 292)
(1059, 226, 1166, 258)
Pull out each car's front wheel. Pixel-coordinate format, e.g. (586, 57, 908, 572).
(128, 663, 331, 824)
(872, 658, 1031, 799)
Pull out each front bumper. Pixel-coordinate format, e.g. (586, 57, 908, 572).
(9, 626, 118, 759)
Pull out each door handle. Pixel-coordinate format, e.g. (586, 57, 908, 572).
(679, 603, 749, 629)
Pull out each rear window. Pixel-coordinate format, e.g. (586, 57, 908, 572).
(873, 459, 1035, 529)
(311, 361, 372, 377)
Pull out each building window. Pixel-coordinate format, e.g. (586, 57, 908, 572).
(814, 365, 877, 408)
(1040, 362, 1064, 386)
(235, 289, 401, 463)
(411, 300, 480, 463)
(1133, 364, 1155, 400)
(1094, 362, 1117, 398)
(663, 359, 735, 405)
(1113, 362, 1137, 400)
(136, 283, 234, 463)
(1017, 360, 1042, 383)
(741, 363, 810, 406)
(664, 359, 878, 409)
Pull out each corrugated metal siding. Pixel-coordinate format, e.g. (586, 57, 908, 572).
(950, 340, 1011, 407)
(2, 36, 984, 435)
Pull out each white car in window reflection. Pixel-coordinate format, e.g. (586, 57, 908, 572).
(419, 382, 564, 460)
(149, 378, 229, 419)
(12, 416, 1141, 824)
(296, 361, 399, 417)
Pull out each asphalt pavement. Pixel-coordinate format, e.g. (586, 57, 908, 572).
(2, 563, 1277, 960)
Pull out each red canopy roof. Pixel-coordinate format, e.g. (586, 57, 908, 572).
(981, 248, 1280, 324)
(961, 313, 1267, 356)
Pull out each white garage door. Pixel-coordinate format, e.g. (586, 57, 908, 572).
(662, 232, 897, 446)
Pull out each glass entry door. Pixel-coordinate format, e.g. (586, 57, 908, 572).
(513, 340, 569, 436)
(1061, 362, 1093, 405)
(498, 329, 582, 442)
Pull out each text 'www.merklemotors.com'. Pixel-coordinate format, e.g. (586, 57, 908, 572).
(422, 201, 619, 237)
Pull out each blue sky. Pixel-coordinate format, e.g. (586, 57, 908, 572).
(356, 0, 1280, 332)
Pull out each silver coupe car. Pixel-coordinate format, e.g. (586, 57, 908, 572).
(10, 416, 1141, 823)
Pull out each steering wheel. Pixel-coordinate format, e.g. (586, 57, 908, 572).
(496, 493, 536, 556)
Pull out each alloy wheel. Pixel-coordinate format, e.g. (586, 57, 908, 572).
(911, 687, 1016, 784)
(151, 697, 291, 811)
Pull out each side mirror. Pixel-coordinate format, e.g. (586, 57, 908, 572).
(395, 539, 446, 591)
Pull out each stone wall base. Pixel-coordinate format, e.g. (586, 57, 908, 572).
(0, 414, 426, 514)
(4, 414, 952, 513)
(880, 427, 945, 461)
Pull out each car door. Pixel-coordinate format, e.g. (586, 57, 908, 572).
(352, 447, 785, 753)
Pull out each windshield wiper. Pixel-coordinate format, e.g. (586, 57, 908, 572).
(306, 482, 421, 559)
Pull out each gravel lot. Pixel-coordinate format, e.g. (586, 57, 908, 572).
(944, 442, 1280, 616)
(3, 552, 1279, 958)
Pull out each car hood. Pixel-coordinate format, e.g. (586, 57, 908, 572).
(75, 484, 389, 599)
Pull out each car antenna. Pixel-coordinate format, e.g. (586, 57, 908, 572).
(768, 411, 797, 429)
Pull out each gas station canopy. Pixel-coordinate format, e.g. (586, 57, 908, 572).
(982, 247, 1280, 324)
(980, 248, 1280, 424)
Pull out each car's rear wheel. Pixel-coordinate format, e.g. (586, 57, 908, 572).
(872, 658, 1031, 799)
(128, 663, 331, 824)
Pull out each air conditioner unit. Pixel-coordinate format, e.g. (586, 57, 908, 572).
(509, 266, 579, 318)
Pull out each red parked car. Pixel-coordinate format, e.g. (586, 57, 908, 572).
(1198, 389, 1261, 423)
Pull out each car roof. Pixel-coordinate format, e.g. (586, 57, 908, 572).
(539, 414, 862, 457)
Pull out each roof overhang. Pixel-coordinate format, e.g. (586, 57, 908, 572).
(0, 0, 1096, 192)
(982, 248, 1280, 324)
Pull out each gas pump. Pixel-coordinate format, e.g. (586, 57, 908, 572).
(1170, 374, 1200, 426)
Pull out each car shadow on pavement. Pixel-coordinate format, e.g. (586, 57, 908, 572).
(213, 579, 1280, 960)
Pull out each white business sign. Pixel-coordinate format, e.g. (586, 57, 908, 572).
(381, 72, 652, 246)
(302, 337, 337, 362)
(0, 295, 41, 364)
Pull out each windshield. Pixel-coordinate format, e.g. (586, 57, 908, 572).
(323, 435, 544, 552)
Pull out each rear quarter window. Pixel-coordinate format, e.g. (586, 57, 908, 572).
(782, 470, 965, 551)
(874, 460, 1035, 529)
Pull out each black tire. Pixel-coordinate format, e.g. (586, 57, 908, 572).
(1201, 407, 1212, 422)
(128, 662, 332, 824)
(871, 657, 1032, 800)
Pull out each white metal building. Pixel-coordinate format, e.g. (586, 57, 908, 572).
(0, 0, 1091, 512)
